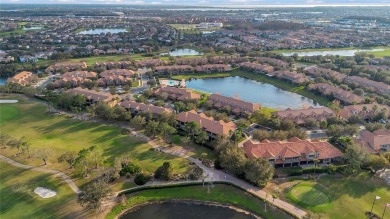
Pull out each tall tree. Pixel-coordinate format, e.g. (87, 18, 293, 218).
(77, 179, 111, 211)
(154, 162, 174, 181)
(244, 158, 274, 187)
(130, 115, 146, 130)
(159, 122, 176, 143)
(184, 121, 199, 140)
(58, 151, 78, 169)
(145, 120, 160, 138)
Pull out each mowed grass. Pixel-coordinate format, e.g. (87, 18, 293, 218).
(0, 161, 83, 219)
(107, 184, 293, 219)
(363, 48, 390, 58)
(281, 172, 390, 218)
(0, 97, 190, 187)
(288, 184, 330, 208)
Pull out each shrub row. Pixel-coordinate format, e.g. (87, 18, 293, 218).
(287, 165, 348, 176)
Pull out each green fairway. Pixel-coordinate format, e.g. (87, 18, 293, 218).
(107, 184, 293, 219)
(0, 161, 82, 219)
(362, 48, 390, 58)
(276, 172, 390, 218)
(288, 184, 330, 207)
(0, 96, 190, 187)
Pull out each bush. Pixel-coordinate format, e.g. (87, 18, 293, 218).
(121, 128, 131, 135)
(119, 163, 142, 176)
(134, 173, 152, 185)
(288, 169, 303, 176)
(188, 166, 204, 180)
(214, 159, 223, 170)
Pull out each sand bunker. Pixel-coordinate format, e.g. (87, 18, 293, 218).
(34, 187, 57, 198)
(0, 100, 18, 103)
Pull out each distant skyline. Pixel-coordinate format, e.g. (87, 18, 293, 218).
(1, 0, 390, 6)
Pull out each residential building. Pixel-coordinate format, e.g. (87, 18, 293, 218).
(195, 64, 232, 73)
(243, 138, 343, 167)
(271, 70, 308, 84)
(67, 87, 121, 107)
(119, 101, 173, 116)
(255, 57, 289, 68)
(355, 129, 390, 153)
(239, 62, 274, 74)
(207, 94, 261, 115)
(305, 67, 347, 82)
(308, 83, 364, 104)
(46, 62, 88, 73)
(176, 110, 236, 138)
(100, 69, 136, 78)
(135, 59, 167, 67)
(175, 57, 208, 65)
(154, 86, 201, 101)
(153, 65, 193, 75)
(339, 103, 390, 120)
(273, 107, 335, 125)
(94, 61, 132, 70)
(6, 71, 37, 86)
(345, 76, 390, 95)
(62, 71, 97, 79)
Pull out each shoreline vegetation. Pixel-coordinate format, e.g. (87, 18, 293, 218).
(116, 200, 260, 219)
(170, 69, 331, 106)
(107, 183, 293, 219)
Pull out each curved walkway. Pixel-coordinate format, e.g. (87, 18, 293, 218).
(0, 154, 81, 194)
(134, 133, 307, 219)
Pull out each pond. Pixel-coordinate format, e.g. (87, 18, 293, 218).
(281, 48, 384, 57)
(168, 48, 203, 56)
(23, 26, 43, 30)
(79, 28, 128, 35)
(120, 202, 256, 219)
(186, 76, 320, 109)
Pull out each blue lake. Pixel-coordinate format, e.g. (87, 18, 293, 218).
(120, 202, 256, 219)
(79, 28, 128, 35)
(169, 49, 203, 56)
(186, 76, 320, 109)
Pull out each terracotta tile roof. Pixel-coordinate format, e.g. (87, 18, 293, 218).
(309, 83, 364, 104)
(195, 64, 232, 72)
(67, 87, 121, 103)
(243, 138, 343, 161)
(345, 76, 390, 95)
(273, 107, 334, 124)
(6, 71, 35, 86)
(208, 94, 261, 114)
(100, 69, 136, 78)
(305, 67, 347, 82)
(46, 62, 87, 72)
(155, 86, 201, 100)
(62, 71, 97, 78)
(339, 103, 390, 119)
(357, 129, 390, 151)
(119, 101, 173, 115)
(239, 62, 274, 73)
(255, 57, 289, 67)
(177, 110, 236, 136)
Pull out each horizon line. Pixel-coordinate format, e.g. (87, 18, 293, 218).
(1, 3, 390, 7)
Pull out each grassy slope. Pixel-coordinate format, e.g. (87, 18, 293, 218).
(0, 96, 190, 187)
(0, 161, 82, 219)
(171, 70, 331, 106)
(273, 172, 390, 219)
(107, 184, 292, 219)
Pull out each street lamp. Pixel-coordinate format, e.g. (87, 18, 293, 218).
(370, 196, 380, 214)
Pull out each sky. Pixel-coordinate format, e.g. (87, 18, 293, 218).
(1, 0, 389, 6)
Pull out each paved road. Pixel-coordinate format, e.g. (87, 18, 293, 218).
(0, 154, 81, 194)
(134, 132, 307, 219)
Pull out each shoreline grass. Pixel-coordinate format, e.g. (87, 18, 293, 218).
(107, 184, 292, 219)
